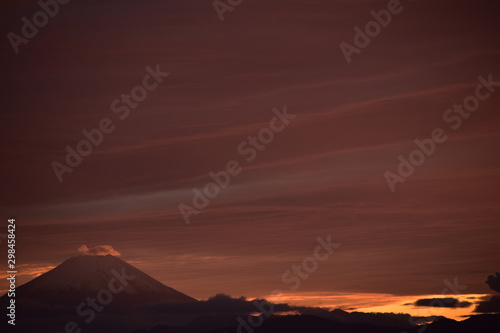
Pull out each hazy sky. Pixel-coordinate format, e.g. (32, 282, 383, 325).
(1, 0, 500, 314)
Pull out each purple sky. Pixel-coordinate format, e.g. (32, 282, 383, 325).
(1, 0, 500, 310)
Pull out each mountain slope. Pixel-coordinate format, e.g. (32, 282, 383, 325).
(2, 255, 196, 309)
(11, 254, 197, 306)
(0, 254, 198, 333)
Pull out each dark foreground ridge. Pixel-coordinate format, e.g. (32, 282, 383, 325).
(132, 314, 500, 333)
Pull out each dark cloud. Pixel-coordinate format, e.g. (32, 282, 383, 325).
(144, 294, 421, 330)
(414, 298, 472, 308)
(474, 272, 500, 313)
(486, 272, 500, 293)
(144, 293, 292, 315)
(474, 295, 500, 313)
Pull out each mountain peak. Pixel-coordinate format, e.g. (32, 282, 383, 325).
(8, 254, 197, 307)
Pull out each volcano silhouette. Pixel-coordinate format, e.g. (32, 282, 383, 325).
(0, 254, 197, 333)
(10, 254, 197, 307)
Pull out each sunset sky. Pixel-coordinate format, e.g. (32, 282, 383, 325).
(1, 0, 500, 320)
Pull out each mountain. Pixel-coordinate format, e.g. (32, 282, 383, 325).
(0, 254, 197, 333)
(426, 314, 500, 333)
(196, 314, 500, 333)
(135, 313, 500, 333)
(196, 314, 416, 333)
(10, 254, 196, 307)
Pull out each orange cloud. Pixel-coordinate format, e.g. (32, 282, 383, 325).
(77, 244, 121, 256)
